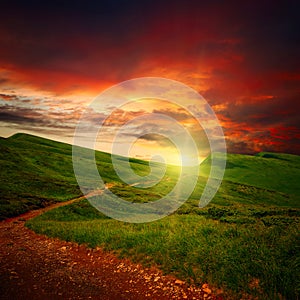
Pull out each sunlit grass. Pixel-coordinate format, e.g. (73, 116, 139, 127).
(2, 133, 300, 298)
(27, 198, 300, 299)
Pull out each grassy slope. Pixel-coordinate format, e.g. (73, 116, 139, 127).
(0, 133, 179, 219)
(200, 152, 300, 197)
(1, 133, 299, 298)
(0, 133, 82, 219)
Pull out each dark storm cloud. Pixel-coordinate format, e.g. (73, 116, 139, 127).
(1, 1, 299, 93)
(0, 1, 154, 80)
(0, 112, 37, 124)
(235, 2, 300, 72)
(1, 1, 297, 74)
(0, 104, 76, 130)
(220, 96, 300, 129)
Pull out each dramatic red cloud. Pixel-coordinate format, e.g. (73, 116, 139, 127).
(0, 1, 299, 155)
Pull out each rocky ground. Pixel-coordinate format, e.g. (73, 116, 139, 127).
(0, 199, 223, 299)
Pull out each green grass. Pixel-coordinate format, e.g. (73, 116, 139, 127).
(26, 198, 300, 299)
(0, 133, 180, 219)
(201, 152, 300, 196)
(1, 133, 300, 298)
(0, 134, 82, 219)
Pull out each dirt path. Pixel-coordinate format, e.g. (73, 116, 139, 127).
(0, 190, 222, 300)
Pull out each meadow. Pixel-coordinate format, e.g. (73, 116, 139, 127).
(1, 133, 299, 299)
(0, 133, 82, 219)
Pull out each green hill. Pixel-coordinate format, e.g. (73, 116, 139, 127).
(0, 133, 178, 219)
(200, 151, 300, 200)
(1, 133, 300, 219)
(0, 133, 81, 219)
(1, 133, 299, 298)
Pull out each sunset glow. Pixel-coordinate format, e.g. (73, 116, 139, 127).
(0, 1, 299, 157)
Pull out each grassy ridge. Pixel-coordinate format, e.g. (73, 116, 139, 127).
(0, 133, 180, 219)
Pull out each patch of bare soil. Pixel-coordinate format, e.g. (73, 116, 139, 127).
(0, 196, 223, 299)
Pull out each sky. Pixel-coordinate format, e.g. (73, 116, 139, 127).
(0, 0, 299, 164)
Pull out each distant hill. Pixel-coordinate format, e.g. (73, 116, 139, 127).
(200, 151, 300, 197)
(1, 133, 299, 219)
